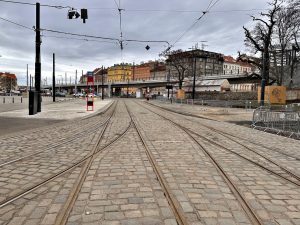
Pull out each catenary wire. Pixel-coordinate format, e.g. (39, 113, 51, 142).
(40, 28, 120, 41)
(0, 16, 34, 30)
(0, 15, 170, 46)
(41, 35, 119, 44)
(170, 0, 221, 49)
(0, 0, 71, 9)
(87, 8, 267, 13)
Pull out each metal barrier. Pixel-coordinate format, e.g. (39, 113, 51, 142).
(252, 107, 300, 138)
(155, 98, 270, 109)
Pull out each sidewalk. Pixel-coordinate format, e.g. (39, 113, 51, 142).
(0, 98, 112, 136)
(0, 98, 112, 120)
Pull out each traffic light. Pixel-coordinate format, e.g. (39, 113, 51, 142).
(68, 10, 75, 19)
(68, 8, 80, 19)
(75, 11, 80, 19)
(81, 9, 88, 23)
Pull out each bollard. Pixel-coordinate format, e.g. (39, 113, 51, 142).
(12, 97, 14, 103)
(21, 97, 23, 103)
(3, 97, 5, 104)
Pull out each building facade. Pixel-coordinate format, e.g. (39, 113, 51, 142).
(133, 63, 151, 81)
(93, 67, 108, 83)
(166, 49, 224, 81)
(150, 62, 166, 80)
(107, 64, 132, 83)
(0, 72, 17, 93)
(223, 56, 254, 76)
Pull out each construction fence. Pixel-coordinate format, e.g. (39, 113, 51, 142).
(252, 107, 300, 139)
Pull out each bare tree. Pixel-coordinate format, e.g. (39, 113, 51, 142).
(165, 50, 193, 89)
(243, 0, 282, 85)
(271, 2, 300, 85)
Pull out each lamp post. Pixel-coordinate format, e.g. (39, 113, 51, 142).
(57, 75, 62, 92)
(52, 53, 55, 102)
(35, 2, 42, 113)
(192, 55, 197, 100)
(101, 66, 104, 100)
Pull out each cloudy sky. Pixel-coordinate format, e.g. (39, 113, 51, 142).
(0, 0, 269, 85)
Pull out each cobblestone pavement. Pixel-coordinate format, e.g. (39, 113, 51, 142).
(0, 101, 113, 165)
(140, 100, 300, 224)
(1, 99, 300, 225)
(0, 102, 116, 206)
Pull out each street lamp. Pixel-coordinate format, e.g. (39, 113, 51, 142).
(57, 75, 62, 92)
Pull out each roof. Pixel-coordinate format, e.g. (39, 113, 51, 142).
(223, 55, 236, 63)
(197, 79, 228, 86)
(184, 79, 229, 87)
(0, 72, 17, 79)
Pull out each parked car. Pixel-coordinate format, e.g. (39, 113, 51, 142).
(73, 93, 84, 98)
(55, 92, 66, 97)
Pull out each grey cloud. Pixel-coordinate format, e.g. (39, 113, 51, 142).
(0, 0, 269, 85)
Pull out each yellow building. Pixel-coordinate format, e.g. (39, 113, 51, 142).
(107, 64, 132, 82)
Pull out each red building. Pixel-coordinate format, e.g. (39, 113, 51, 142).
(0, 72, 17, 92)
(133, 63, 151, 81)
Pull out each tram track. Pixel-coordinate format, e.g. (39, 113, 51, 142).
(0, 101, 116, 167)
(0, 101, 127, 209)
(146, 101, 300, 162)
(55, 100, 190, 225)
(142, 102, 300, 186)
(134, 100, 270, 225)
(2, 100, 298, 225)
(54, 100, 133, 225)
(125, 101, 189, 225)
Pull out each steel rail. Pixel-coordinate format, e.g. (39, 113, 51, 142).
(0, 102, 119, 209)
(0, 101, 116, 168)
(144, 102, 300, 186)
(146, 101, 300, 161)
(136, 101, 263, 225)
(55, 100, 133, 225)
(125, 101, 190, 225)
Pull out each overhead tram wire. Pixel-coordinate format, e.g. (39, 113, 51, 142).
(2, 0, 265, 14)
(0, 15, 120, 42)
(168, 0, 221, 50)
(0, 16, 34, 31)
(41, 35, 119, 45)
(0, 0, 71, 9)
(88, 8, 267, 13)
(40, 28, 120, 42)
(0, 15, 171, 49)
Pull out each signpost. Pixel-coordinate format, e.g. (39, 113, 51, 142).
(86, 71, 94, 111)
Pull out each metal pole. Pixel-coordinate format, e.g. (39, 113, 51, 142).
(52, 53, 55, 102)
(101, 66, 104, 100)
(26, 64, 28, 96)
(75, 69, 77, 95)
(260, 50, 266, 106)
(30, 74, 32, 91)
(192, 56, 196, 100)
(132, 62, 135, 80)
(35, 2, 41, 112)
(65, 72, 67, 85)
(127, 79, 129, 98)
(10, 78, 12, 96)
(167, 69, 170, 99)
